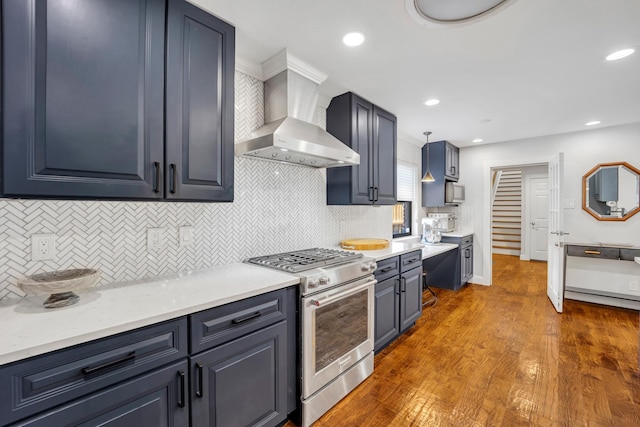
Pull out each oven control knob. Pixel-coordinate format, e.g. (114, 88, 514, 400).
(308, 279, 320, 288)
(319, 276, 330, 286)
(362, 262, 377, 272)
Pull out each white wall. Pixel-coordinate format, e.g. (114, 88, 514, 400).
(460, 122, 640, 285)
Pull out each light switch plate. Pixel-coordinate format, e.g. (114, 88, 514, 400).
(563, 199, 575, 209)
(179, 226, 193, 247)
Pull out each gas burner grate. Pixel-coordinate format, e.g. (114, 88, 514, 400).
(246, 248, 363, 273)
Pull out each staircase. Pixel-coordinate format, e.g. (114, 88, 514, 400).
(492, 169, 522, 256)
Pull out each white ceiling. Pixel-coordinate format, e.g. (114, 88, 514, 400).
(199, 0, 640, 147)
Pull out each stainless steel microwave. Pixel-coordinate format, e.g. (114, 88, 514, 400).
(445, 182, 465, 204)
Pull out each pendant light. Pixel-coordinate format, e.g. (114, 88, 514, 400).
(421, 131, 435, 182)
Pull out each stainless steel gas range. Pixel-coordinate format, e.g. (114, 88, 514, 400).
(246, 248, 377, 426)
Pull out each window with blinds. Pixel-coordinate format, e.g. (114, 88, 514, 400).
(393, 163, 416, 238)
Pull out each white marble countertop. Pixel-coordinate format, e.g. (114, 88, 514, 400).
(0, 263, 299, 366)
(355, 241, 458, 261)
(340, 237, 458, 261)
(441, 230, 474, 238)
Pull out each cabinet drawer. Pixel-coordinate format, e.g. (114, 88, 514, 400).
(461, 235, 473, 246)
(566, 245, 619, 259)
(0, 318, 187, 425)
(620, 248, 640, 261)
(190, 289, 287, 354)
(400, 250, 422, 273)
(12, 360, 189, 427)
(374, 257, 399, 282)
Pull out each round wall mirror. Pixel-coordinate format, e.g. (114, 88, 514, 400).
(582, 162, 640, 221)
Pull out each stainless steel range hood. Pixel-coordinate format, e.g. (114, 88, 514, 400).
(235, 51, 359, 168)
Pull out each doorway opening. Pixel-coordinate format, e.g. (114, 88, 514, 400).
(488, 163, 548, 285)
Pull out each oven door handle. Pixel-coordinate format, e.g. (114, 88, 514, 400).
(306, 278, 376, 307)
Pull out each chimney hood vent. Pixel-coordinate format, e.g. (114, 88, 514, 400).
(235, 50, 359, 168)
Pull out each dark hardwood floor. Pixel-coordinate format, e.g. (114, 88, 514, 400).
(295, 254, 640, 426)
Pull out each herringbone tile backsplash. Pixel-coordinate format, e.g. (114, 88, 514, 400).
(0, 72, 392, 301)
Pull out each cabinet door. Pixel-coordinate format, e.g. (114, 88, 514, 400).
(165, 0, 235, 201)
(14, 361, 189, 427)
(445, 142, 460, 181)
(400, 266, 423, 331)
(372, 106, 397, 205)
(350, 95, 375, 204)
(463, 245, 473, 283)
(2, 0, 165, 199)
(374, 276, 400, 352)
(191, 322, 287, 427)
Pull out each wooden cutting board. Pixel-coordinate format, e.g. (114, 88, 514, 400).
(340, 238, 389, 250)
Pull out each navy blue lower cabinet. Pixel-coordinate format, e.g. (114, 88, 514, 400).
(374, 276, 400, 352)
(399, 266, 423, 332)
(437, 235, 473, 290)
(190, 321, 288, 427)
(12, 360, 189, 427)
(374, 251, 423, 353)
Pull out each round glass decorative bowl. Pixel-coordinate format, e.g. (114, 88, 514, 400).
(18, 269, 100, 308)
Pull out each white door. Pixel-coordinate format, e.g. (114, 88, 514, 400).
(547, 153, 566, 313)
(529, 176, 549, 261)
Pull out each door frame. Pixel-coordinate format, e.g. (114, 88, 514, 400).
(483, 156, 550, 286)
(522, 173, 549, 261)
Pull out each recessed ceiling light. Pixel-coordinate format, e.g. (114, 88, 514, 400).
(606, 48, 635, 61)
(585, 121, 601, 126)
(342, 32, 365, 47)
(472, 138, 483, 143)
(424, 99, 440, 106)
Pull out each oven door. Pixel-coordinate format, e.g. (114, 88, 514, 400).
(301, 275, 376, 399)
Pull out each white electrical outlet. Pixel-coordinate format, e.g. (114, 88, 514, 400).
(630, 280, 639, 291)
(179, 226, 193, 247)
(31, 234, 56, 261)
(147, 228, 164, 252)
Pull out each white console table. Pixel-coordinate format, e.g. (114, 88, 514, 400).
(564, 244, 640, 310)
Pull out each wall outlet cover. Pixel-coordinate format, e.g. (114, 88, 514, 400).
(31, 234, 56, 261)
(147, 228, 164, 252)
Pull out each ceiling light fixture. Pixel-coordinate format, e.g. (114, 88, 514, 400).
(473, 138, 483, 143)
(342, 32, 365, 47)
(585, 121, 601, 126)
(424, 99, 440, 106)
(606, 48, 635, 61)
(421, 131, 435, 183)
(406, 0, 517, 27)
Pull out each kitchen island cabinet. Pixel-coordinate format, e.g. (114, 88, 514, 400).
(1, 0, 234, 201)
(326, 92, 397, 205)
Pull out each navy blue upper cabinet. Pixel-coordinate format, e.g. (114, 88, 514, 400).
(165, 0, 234, 201)
(422, 140, 460, 207)
(326, 92, 397, 205)
(1, 0, 234, 201)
